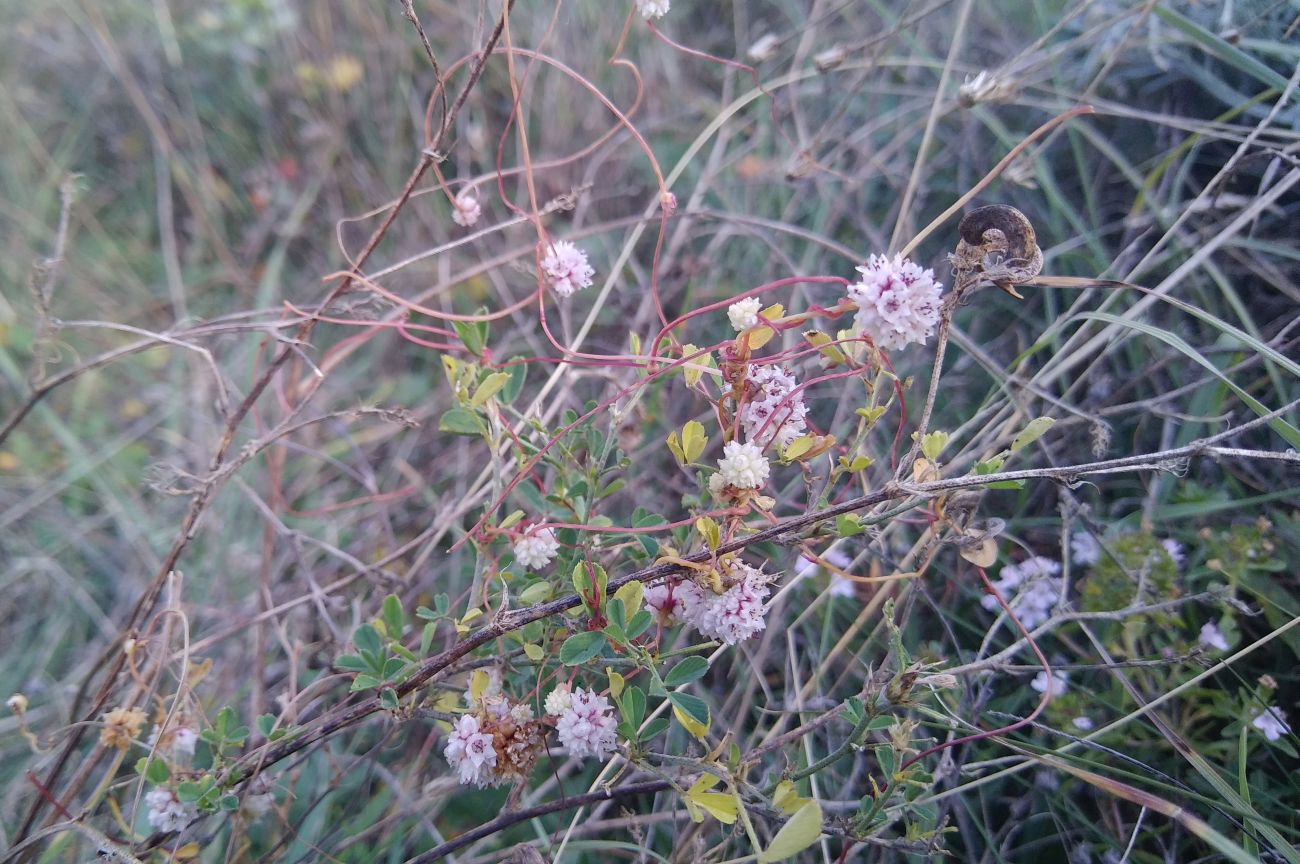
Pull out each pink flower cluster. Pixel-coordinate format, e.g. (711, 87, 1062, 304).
(741, 365, 809, 449)
(553, 686, 618, 759)
(540, 240, 595, 298)
(847, 254, 943, 350)
(675, 559, 771, 645)
(443, 714, 498, 786)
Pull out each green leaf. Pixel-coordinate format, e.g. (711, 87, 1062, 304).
(452, 317, 490, 356)
(664, 656, 709, 687)
(519, 581, 552, 605)
(438, 406, 484, 436)
(836, 515, 864, 538)
(350, 674, 380, 691)
(758, 800, 824, 861)
(353, 623, 382, 658)
(256, 714, 277, 739)
(136, 756, 170, 784)
(641, 717, 669, 740)
(626, 609, 653, 640)
(668, 692, 710, 739)
(335, 654, 369, 672)
(559, 631, 605, 665)
(382, 593, 404, 638)
(501, 358, 528, 404)
(471, 371, 512, 407)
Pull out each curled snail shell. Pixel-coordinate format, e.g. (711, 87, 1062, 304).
(951, 204, 1043, 298)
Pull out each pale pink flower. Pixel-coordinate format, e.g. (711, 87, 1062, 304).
(1161, 538, 1185, 568)
(1199, 621, 1229, 652)
(660, 190, 678, 214)
(451, 189, 481, 227)
(1251, 706, 1291, 741)
(514, 526, 560, 570)
(555, 687, 618, 759)
(540, 240, 595, 297)
(145, 787, 197, 833)
(1072, 716, 1095, 731)
(643, 581, 681, 622)
(444, 714, 498, 786)
(741, 365, 809, 449)
(717, 440, 770, 489)
(676, 560, 771, 645)
(847, 254, 944, 350)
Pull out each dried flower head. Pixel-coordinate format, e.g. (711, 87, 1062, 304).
(847, 254, 943, 350)
(99, 706, 147, 750)
(145, 786, 197, 833)
(540, 240, 595, 298)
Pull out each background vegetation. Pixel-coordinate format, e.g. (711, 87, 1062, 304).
(2, 0, 1298, 862)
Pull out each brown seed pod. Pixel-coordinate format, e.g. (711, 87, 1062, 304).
(951, 204, 1043, 298)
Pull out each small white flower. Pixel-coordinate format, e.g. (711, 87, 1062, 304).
(727, 297, 762, 331)
(828, 573, 857, 598)
(635, 0, 670, 19)
(716, 440, 770, 490)
(1198, 621, 1230, 652)
(444, 714, 498, 786)
(846, 254, 944, 350)
(451, 189, 481, 227)
(1072, 716, 1095, 731)
(1031, 669, 1069, 696)
(980, 556, 1062, 630)
(676, 560, 771, 645)
(1161, 538, 1185, 568)
(544, 684, 573, 717)
(145, 787, 197, 834)
(555, 687, 618, 759)
(147, 724, 197, 759)
(1251, 706, 1290, 742)
(540, 240, 595, 298)
(795, 548, 852, 578)
(1070, 531, 1101, 566)
(514, 526, 560, 570)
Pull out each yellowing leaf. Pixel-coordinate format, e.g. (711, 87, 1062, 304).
(1011, 416, 1055, 452)
(782, 435, 815, 461)
(666, 430, 686, 465)
(173, 842, 201, 860)
(695, 516, 721, 550)
(470, 669, 490, 702)
(773, 779, 811, 816)
(690, 791, 739, 824)
(523, 643, 545, 661)
(613, 581, 644, 619)
(920, 430, 949, 461)
(959, 536, 999, 568)
(681, 420, 707, 464)
(672, 701, 710, 740)
(607, 668, 625, 698)
(758, 799, 824, 861)
(912, 458, 938, 483)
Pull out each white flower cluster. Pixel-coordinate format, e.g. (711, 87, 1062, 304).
(727, 297, 762, 331)
(980, 556, 1062, 630)
(741, 365, 809, 449)
(1199, 620, 1229, 652)
(148, 723, 197, 759)
(635, 0, 670, 19)
(551, 686, 618, 759)
(1031, 668, 1069, 696)
(1252, 706, 1291, 742)
(643, 581, 681, 621)
(540, 240, 595, 297)
(451, 189, 481, 228)
(675, 559, 771, 645)
(713, 440, 770, 490)
(795, 548, 855, 597)
(145, 787, 197, 834)
(846, 254, 943, 350)
(444, 714, 497, 786)
(514, 526, 559, 570)
(1070, 531, 1101, 566)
